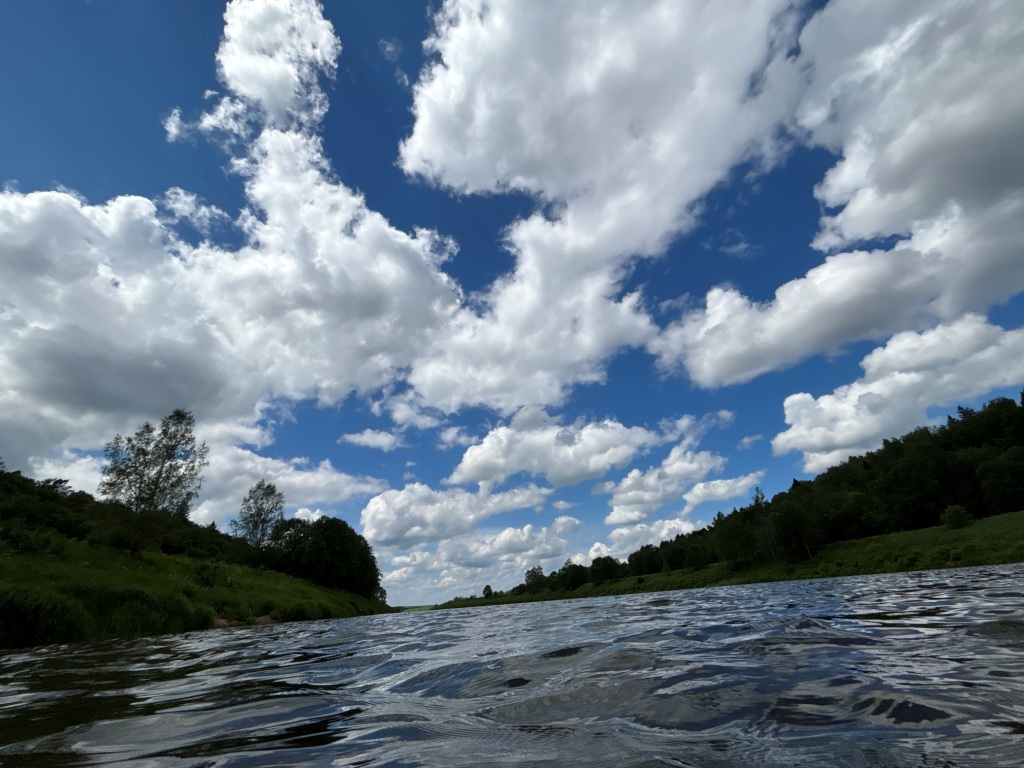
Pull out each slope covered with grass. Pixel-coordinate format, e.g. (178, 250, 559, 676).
(0, 535, 386, 648)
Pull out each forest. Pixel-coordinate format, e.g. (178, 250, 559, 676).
(474, 393, 1024, 600)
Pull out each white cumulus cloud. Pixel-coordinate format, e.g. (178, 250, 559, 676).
(653, 0, 1024, 388)
(446, 406, 661, 489)
(340, 429, 404, 452)
(773, 315, 1024, 472)
(360, 482, 551, 548)
(0, 0, 460, 526)
(401, 0, 804, 413)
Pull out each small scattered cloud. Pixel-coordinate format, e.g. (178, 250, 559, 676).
(162, 187, 229, 234)
(438, 425, 476, 449)
(703, 227, 756, 258)
(162, 107, 187, 142)
(737, 434, 763, 451)
(294, 507, 325, 522)
(340, 428, 404, 452)
(682, 471, 765, 515)
(378, 37, 402, 62)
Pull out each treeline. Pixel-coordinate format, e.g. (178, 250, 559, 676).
(485, 394, 1024, 599)
(0, 464, 383, 600)
(0, 409, 384, 602)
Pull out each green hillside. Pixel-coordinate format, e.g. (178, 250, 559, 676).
(0, 535, 388, 649)
(0, 457, 390, 649)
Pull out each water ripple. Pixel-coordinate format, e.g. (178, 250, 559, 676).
(2, 564, 1024, 766)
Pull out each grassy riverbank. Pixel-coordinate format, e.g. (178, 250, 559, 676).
(0, 536, 388, 649)
(435, 510, 1024, 610)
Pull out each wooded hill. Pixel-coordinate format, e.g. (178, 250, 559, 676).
(0, 464, 388, 648)
(473, 394, 1024, 600)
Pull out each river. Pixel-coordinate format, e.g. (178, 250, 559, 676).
(2, 564, 1023, 767)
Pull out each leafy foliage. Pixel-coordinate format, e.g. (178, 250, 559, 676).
(941, 505, 972, 529)
(267, 516, 383, 599)
(99, 409, 209, 518)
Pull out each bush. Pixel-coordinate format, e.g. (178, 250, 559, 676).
(941, 505, 973, 529)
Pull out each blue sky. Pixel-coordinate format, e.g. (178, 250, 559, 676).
(2, 0, 1023, 605)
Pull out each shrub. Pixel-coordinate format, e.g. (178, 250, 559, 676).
(941, 505, 973, 529)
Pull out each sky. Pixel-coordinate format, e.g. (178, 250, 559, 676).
(2, 0, 1023, 606)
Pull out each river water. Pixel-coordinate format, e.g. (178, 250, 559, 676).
(2, 565, 1024, 767)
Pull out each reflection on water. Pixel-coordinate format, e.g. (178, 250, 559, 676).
(2, 564, 1024, 767)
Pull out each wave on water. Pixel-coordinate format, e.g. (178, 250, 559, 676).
(2, 564, 1023, 767)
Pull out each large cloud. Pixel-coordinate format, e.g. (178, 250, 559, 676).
(0, 0, 460, 525)
(446, 406, 662, 489)
(773, 315, 1024, 472)
(653, 0, 1024, 387)
(192, 445, 385, 527)
(360, 483, 551, 548)
(401, 0, 804, 413)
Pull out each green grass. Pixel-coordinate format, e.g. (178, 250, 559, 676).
(436, 511, 1024, 610)
(0, 535, 389, 649)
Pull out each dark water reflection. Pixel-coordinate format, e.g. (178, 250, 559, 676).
(3, 564, 1024, 767)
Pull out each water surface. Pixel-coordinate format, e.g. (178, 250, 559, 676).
(3, 565, 1024, 766)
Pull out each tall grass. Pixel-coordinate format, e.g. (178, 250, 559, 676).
(0, 587, 92, 647)
(1, 534, 387, 649)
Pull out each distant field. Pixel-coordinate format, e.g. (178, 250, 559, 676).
(436, 510, 1024, 610)
(0, 536, 388, 648)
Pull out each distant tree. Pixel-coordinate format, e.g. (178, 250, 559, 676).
(482, 584, 493, 598)
(99, 409, 209, 518)
(231, 480, 285, 550)
(524, 565, 546, 593)
(941, 504, 972, 529)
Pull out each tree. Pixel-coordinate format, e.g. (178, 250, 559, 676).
(231, 479, 285, 550)
(99, 409, 209, 518)
(482, 584, 493, 599)
(524, 565, 546, 593)
(590, 555, 624, 585)
(556, 559, 589, 590)
(268, 516, 383, 599)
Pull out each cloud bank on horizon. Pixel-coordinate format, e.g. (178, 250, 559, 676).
(1, 0, 1022, 604)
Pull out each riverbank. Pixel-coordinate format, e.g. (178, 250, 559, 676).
(435, 510, 1024, 610)
(0, 536, 390, 649)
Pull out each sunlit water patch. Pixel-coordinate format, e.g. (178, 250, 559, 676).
(2, 564, 1024, 766)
